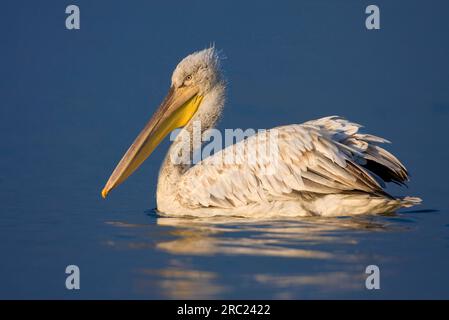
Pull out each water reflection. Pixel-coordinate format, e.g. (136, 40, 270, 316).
(106, 214, 407, 298)
(254, 272, 364, 291)
(137, 260, 228, 299)
(155, 215, 391, 259)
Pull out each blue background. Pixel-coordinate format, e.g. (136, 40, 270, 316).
(0, 0, 448, 299)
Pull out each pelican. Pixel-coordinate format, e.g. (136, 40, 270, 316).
(101, 47, 421, 217)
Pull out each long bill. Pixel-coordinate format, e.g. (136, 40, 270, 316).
(101, 85, 203, 198)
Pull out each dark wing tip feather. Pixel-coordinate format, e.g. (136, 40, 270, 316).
(362, 159, 409, 186)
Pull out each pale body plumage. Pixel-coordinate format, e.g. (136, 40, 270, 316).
(103, 47, 421, 217)
(157, 116, 420, 217)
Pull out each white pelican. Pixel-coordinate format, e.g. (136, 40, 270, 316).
(101, 47, 421, 217)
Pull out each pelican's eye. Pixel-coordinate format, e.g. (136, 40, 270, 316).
(180, 74, 195, 88)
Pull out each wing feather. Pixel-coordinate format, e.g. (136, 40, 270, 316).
(177, 116, 408, 208)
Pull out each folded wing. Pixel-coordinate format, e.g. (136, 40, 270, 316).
(177, 116, 408, 209)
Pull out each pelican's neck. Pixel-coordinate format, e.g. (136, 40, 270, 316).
(156, 83, 225, 203)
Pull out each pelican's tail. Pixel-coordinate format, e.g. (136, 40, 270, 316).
(398, 196, 422, 208)
(381, 195, 422, 212)
(312, 193, 422, 216)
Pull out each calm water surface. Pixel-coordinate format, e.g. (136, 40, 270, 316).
(1, 0, 449, 299)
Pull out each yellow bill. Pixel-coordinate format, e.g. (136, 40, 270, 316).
(101, 85, 203, 198)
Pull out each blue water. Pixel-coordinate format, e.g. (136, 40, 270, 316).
(1, 0, 449, 299)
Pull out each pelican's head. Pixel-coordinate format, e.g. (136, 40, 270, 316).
(171, 47, 222, 95)
(101, 47, 222, 198)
